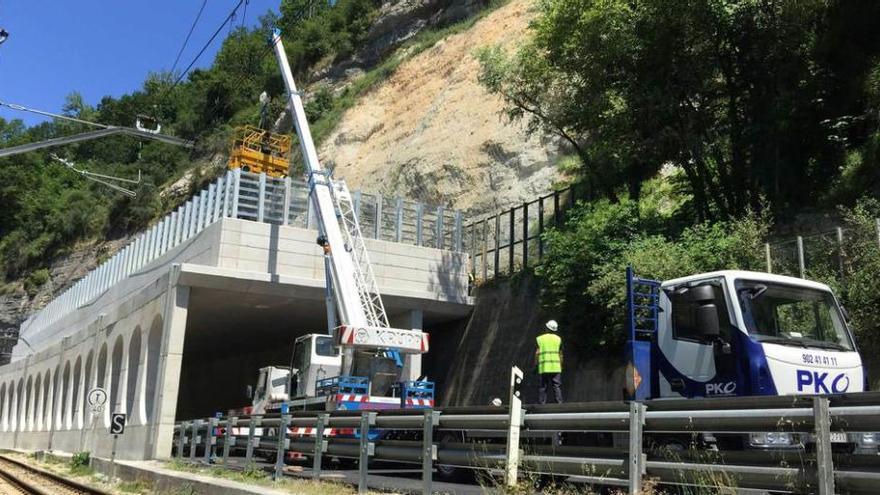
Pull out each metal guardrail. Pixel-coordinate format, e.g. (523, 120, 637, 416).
(19, 169, 465, 346)
(172, 389, 880, 495)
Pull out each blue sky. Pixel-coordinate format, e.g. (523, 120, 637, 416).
(0, 0, 280, 126)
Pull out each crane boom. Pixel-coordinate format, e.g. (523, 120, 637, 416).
(269, 29, 428, 375)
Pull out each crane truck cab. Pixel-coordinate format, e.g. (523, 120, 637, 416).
(626, 268, 871, 451)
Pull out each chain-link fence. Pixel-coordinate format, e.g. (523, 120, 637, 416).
(764, 220, 880, 284)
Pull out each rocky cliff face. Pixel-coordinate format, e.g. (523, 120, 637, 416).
(319, 0, 563, 215)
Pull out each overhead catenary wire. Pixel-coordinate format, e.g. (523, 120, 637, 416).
(169, 0, 246, 89)
(170, 0, 209, 76)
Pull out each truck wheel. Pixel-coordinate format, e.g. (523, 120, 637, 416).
(435, 432, 467, 482)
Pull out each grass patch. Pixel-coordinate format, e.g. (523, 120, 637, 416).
(161, 460, 365, 495)
(117, 479, 153, 493)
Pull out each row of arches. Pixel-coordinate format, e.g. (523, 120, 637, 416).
(0, 315, 164, 433)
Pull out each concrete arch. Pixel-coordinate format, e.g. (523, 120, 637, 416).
(34, 372, 43, 431)
(0, 382, 6, 432)
(97, 343, 110, 427)
(82, 351, 94, 426)
(61, 361, 71, 430)
(110, 336, 125, 415)
(42, 372, 51, 431)
(8, 381, 15, 432)
(25, 375, 33, 431)
(13, 378, 22, 432)
(51, 365, 60, 431)
(126, 327, 143, 424)
(72, 356, 83, 429)
(144, 314, 163, 423)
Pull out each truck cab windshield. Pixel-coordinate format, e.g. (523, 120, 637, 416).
(736, 280, 853, 351)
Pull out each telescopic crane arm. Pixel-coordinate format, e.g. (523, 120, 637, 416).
(269, 29, 428, 375)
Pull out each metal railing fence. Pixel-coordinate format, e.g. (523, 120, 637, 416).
(172, 388, 880, 495)
(20, 169, 465, 343)
(464, 185, 586, 282)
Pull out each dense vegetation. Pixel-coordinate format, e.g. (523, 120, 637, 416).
(479, 0, 880, 378)
(478, 0, 880, 219)
(0, 0, 383, 283)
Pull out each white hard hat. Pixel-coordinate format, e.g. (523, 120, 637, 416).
(546, 320, 558, 332)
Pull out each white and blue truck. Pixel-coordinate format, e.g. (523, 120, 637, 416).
(625, 266, 874, 451)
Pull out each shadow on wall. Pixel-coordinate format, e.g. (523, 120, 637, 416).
(426, 249, 467, 302)
(427, 273, 624, 407)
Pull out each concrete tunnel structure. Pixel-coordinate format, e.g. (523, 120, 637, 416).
(0, 170, 472, 460)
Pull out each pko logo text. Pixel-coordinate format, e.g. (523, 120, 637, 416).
(705, 381, 736, 395)
(796, 370, 850, 394)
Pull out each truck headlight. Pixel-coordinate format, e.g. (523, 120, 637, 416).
(750, 432, 793, 446)
(861, 433, 876, 445)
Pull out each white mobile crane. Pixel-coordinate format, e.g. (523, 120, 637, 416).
(244, 29, 432, 416)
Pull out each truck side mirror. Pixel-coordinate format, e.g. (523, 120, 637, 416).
(697, 303, 721, 340)
(245, 385, 253, 400)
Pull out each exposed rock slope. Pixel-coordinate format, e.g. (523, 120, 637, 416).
(320, 0, 563, 214)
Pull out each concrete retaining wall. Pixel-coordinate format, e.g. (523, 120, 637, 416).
(429, 273, 623, 406)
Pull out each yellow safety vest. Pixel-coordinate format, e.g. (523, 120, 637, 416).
(536, 333, 562, 374)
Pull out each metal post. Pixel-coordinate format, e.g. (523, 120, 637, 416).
(505, 366, 523, 487)
(508, 208, 515, 274)
(231, 169, 241, 219)
(454, 211, 463, 252)
(354, 191, 362, 220)
(204, 417, 216, 463)
(553, 190, 561, 225)
(627, 402, 647, 494)
(245, 416, 259, 464)
(358, 412, 376, 494)
(375, 194, 382, 240)
(282, 176, 292, 226)
(416, 203, 423, 247)
(538, 197, 544, 261)
(222, 417, 235, 464)
(481, 219, 488, 281)
(213, 177, 223, 222)
(274, 414, 291, 480)
(177, 422, 186, 460)
(223, 170, 233, 218)
(813, 397, 834, 495)
(395, 199, 403, 243)
(470, 222, 477, 279)
(313, 414, 327, 478)
(494, 215, 501, 278)
(765, 243, 772, 273)
(436, 206, 444, 249)
(257, 173, 267, 223)
(797, 236, 806, 278)
(422, 410, 438, 495)
(189, 420, 200, 462)
(206, 183, 216, 227)
(522, 202, 529, 269)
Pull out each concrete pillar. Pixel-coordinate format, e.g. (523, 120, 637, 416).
(150, 280, 190, 459)
(402, 309, 423, 382)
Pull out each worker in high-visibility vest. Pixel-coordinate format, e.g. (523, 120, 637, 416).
(535, 319, 563, 404)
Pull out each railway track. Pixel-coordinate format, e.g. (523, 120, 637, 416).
(0, 454, 111, 495)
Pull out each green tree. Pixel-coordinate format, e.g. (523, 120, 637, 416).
(478, 0, 880, 219)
